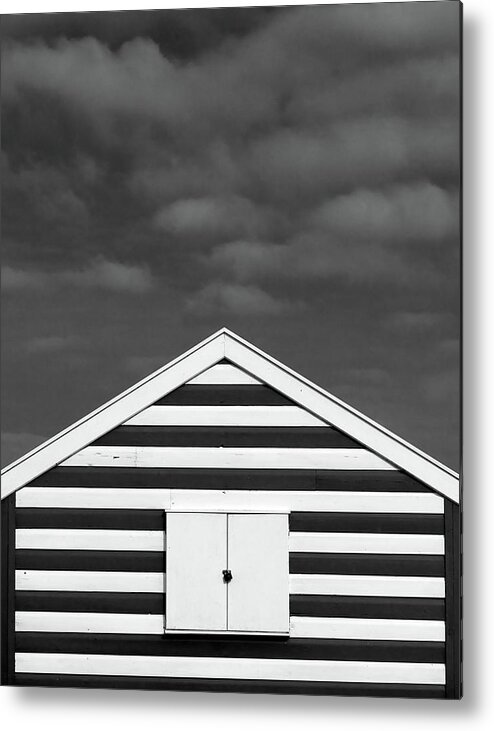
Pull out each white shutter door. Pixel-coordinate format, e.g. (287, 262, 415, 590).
(166, 512, 227, 631)
(227, 513, 289, 634)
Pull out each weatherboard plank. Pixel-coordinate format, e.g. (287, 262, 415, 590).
(15, 592, 165, 614)
(15, 509, 165, 530)
(14, 633, 445, 663)
(14, 612, 444, 642)
(290, 617, 445, 642)
(290, 554, 444, 577)
(154, 385, 293, 406)
(290, 596, 445, 620)
(15, 509, 442, 533)
(11, 673, 446, 697)
(26, 467, 429, 491)
(290, 575, 445, 598)
(16, 488, 444, 513)
(14, 653, 446, 684)
(92, 426, 360, 448)
(15, 550, 164, 572)
(15, 529, 165, 552)
(125, 406, 327, 427)
(187, 365, 262, 385)
(289, 532, 444, 555)
(15, 571, 445, 597)
(15, 612, 164, 634)
(15, 592, 444, 620)
(15, 571, 165, 593)
(17, 529, 443, 556)
(60, 447, 393, 470)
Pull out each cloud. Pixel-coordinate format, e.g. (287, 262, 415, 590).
(211, 234, 417, 289)
(61, 259, 153, 293)
(1, 265, 45, 291)
(24, 335, 82, 353)
(2, 3, 460, 150)
(2, 259, 153, 294)
(209, 180, 458, 289)
(248, 119, 458, 204)
(186, 281, 292, 316)
(153, 195, 271, 243)
(310, 183, 458, 244)
(3, 160, 88, 229)
(385, 311, 454, 333)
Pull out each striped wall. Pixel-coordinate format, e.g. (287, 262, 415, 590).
(6, 362, 450, 697)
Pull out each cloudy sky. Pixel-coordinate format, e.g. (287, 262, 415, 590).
(1, 1, 461, 471)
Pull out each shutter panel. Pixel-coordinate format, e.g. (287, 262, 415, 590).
(227, 513, 289, 634)
(166, 512, 227, 631)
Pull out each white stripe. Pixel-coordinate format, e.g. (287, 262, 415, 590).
(16, 489, 444, 514)
(14, 612, 444, 642)
(16, 488, 171, 510)
(125, 405, 327, 427)
(15, 529, 165, 551)
(15, 570, 165, 593)
(289, 532, 445, 555)
(290, 616, 445, 641)
(187, 364, 262, 385)
(15, 571, 444, 598)
(15, 653, 445, 684)
(289, 575, 445, 598)
(15, 529, 444, 554)
(61, 447, 392, 470)
(15, 612, 164, 634)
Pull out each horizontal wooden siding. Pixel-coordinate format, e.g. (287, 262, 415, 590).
(11, 367, 447, 696)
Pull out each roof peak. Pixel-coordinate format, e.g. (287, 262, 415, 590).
(1, 329, 459, 502)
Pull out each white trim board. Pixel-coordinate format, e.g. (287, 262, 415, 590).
(1, 328, 459, 501)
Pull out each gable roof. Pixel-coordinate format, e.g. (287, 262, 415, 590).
(1, 327, 460, 502)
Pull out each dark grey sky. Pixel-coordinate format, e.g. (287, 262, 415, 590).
(1, 2, 460, 470)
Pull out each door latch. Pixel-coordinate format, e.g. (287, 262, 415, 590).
(222, 569, 233, 583)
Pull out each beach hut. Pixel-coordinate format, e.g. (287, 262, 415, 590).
(1, 328, 461, 698)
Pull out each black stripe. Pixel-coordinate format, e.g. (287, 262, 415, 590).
(16, 509, 165, 530)
(15, 551, 164, 572)
(290, 512, 444, 534)
(290, 553, 444, 576)
(444, 500, 462, 699)
(93, 426, 360, 448)
(15, 509, 442, 533)
(14, 634, 445, 663)
(28, 467, 428, 491)
(153, 384, 293, 405)
(15, 592, 165, 614)
(290, 596, 445, 620)
(13, 674, 446, 698)
(14, 592, 445, 620)
(16, 551, 443, 574)
(1, 494, 16, 685)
